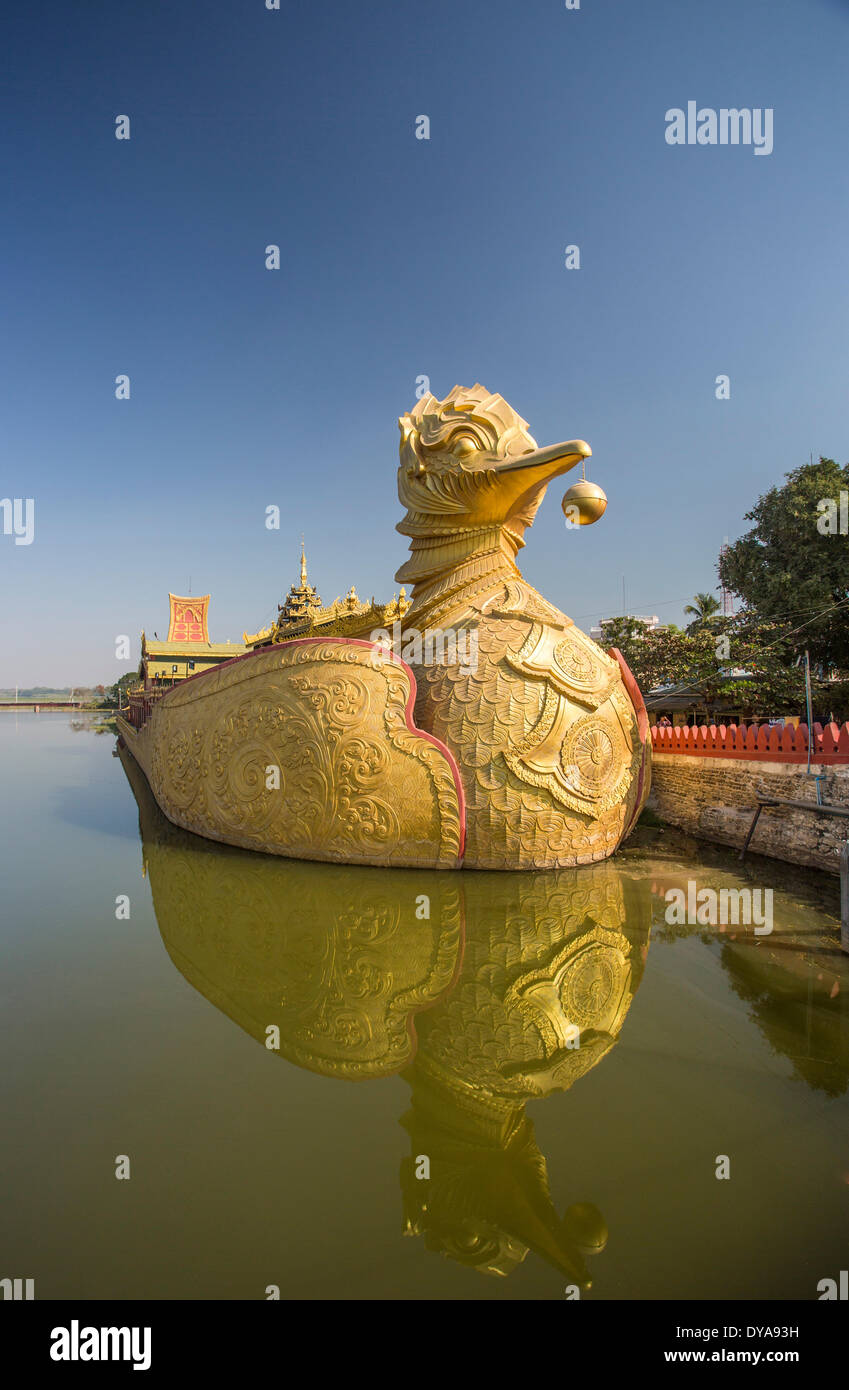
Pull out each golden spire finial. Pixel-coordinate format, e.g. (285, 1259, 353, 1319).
(300, 537, 307, 587)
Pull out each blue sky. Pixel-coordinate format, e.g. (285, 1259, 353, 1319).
(2, 0, 848, 684)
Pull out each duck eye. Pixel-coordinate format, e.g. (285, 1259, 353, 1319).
(453, 432, 480, 457)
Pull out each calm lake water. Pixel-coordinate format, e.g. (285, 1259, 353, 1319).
(2, 713, 848, 1301)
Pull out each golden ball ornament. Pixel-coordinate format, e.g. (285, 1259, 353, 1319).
(562, 1202, 608, 1255)
(561, 479, 608, 526)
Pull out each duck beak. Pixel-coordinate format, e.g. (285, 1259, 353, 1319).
(496, 439, 592, 479)
(485, 439, 592, 532)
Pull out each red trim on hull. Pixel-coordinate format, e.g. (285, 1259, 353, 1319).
(608, 646, 650, 838)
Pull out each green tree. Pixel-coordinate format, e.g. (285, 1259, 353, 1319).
(598, 611, 838, 719)
(598, 619, 716, 692)
(683, 591, 721, 633)
(104, 671, 138, 706)
(718, 458, 849, 671)
(706, 612, 809, 715)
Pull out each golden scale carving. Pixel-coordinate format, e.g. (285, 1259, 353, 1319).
(119, 743, 651, 1285)
(118, 384, 650, 870)
(393, 385, 650, 869)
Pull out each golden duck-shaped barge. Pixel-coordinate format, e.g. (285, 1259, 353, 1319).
(117, 386, 650, 870)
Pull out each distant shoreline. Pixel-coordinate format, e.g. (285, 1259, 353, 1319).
(0, 703, 117, 712)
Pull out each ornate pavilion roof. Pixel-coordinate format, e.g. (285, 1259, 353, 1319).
(277, 542, 323, 625)
(242, 544, 409, 648)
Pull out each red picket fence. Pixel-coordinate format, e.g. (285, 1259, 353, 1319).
(651, 721, 849, 764)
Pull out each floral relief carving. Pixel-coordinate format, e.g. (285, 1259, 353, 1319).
(142, 642, 462, 868)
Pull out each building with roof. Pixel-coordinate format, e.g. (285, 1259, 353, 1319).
(589, 615, 666, 642)
(139, 592, 245, 689)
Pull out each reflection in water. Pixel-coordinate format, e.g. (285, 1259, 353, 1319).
(647, 862, 849, 1098)
(399, 869, 650, 1284)
(117, 744, 848, 1288)
(722, 938, 849, 1096)
(119, 744, 463, 1079)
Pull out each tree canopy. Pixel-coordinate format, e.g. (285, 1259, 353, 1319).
(598, 613, 844, 719)
(104, 671, 138, 705)
(718, 458, 849, 671)
(595, 459, 849, 719)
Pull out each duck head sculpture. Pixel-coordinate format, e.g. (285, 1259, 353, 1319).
(393, 384, 651, 870)
(396, 385, 592, 594)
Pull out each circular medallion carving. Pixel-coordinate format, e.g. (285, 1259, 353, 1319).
(554, 639, 599, 687)
(560, 716, 618, 800)
(562, 944, 624, 1028)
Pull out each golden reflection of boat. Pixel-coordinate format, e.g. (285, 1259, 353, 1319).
(119, 744, 462, 1078)
(119, 744, 651, 1285)
(400, 869, 651, 1285)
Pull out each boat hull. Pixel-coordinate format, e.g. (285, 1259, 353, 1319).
(118, 638, 465, 870)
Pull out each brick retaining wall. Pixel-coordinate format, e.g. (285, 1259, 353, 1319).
(648, 754, 849, 875)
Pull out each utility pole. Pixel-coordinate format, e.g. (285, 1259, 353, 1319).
(719, 537, 734, 617)
(804, 650, 813, 777)
(841, 842, 849, 955)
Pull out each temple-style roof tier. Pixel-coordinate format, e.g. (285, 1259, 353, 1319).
(243, 545, 409, 649)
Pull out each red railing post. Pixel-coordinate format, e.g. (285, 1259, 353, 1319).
(648, 719, 849, 764)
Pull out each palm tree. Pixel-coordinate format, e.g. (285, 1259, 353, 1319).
(684, 592, 721, 633)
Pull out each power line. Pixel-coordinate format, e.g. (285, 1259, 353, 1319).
(574, 594, 849, 627)
(643, 596, 849, 703)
